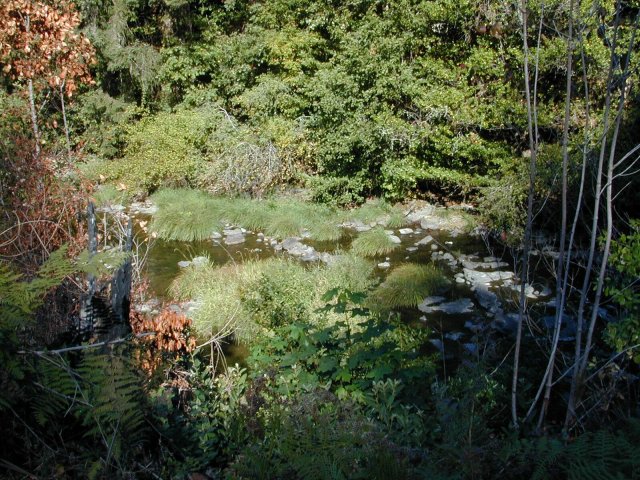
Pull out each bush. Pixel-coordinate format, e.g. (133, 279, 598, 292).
(307, 174, 369, 206)
(104, 107, 220, 195)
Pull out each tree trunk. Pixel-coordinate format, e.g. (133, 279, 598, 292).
(25, 13, 40, 157)
(60, 83, 71, 156)
(512, 0, 539, 429)
(535, 0, 574, 429)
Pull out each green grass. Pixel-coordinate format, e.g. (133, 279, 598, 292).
(350, 227, 400, 257)
(385, 211, 409, 229)
(91, 184, 132, 208)
(347, 199, 392, 224)
(152, 189, 348, 240)
(369, 263, 448, 311)
(322, 252, 376, 293)
(170, 254, 378, 343)
(150, 189, 223, 241)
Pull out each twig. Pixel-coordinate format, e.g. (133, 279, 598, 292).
(18, 332, 156, 355)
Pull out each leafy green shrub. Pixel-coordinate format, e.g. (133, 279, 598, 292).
(605, 221, 640, 362)
(308, 174, 369, 206)
(369, 263, 448, 311)
(71, 90, 138, 158)
(351, 227, 400, 257)
(381, 156, 423, 202)
(229, 390, 412, 480)
(151, 362, 249, 476)
(478, 173, 527, 244)
(247, 312, 434, 401)
(240, 259, 317, 329)
(104, 107, 219, 195)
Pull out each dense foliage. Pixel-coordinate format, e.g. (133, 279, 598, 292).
(0, 0, 639, 478)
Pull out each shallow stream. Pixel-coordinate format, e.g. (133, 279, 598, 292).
(132, 204, 559, 363)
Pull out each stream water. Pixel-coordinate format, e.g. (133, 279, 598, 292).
(134, 205, 559, 363)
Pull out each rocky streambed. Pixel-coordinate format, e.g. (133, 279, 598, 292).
(123, 200, 565, 360)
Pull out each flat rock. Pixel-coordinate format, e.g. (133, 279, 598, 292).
(377, 261, 391, 269)
(129, 201, 158, 215)
(445, 332, 464, 341)
(354, 221, 372, 232)
(398, 228, 414, 235)
(281, 237, 302, 250)
(418, 296, 446, 311)
(420, 298, 474, 315)
(406, 205, 436, 223)
(388, 235, 402, 244)
(301, 251, 319, 262)
(464, 320, 484, 333)
(420, 217, 444, 230)
(406, 246, 418, 252)
(319, 252, 337, 264)
(97, 204, 126, 214)
(211, 231, 222, 240)
(178, 260, 191, 268)
(223, 228, 243, 236)
(224, 233, 246, 245)
(463, 268, 513, 285)
(492, 312, 520, 333)
(474, 286, 500, 312)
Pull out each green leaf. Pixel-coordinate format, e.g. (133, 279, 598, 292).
(318, 356, 338, 373)
(333, 368, 352, 382)
(321, 287, 341, 302)
(366, 364, 393, 380)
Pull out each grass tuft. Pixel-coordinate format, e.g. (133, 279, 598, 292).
(170, 254, 378, 343)
(350, 227, 399, 257)
(369, 263, 448, 311)
(150, 189, 223, 241)
(385, 211, 408, 229)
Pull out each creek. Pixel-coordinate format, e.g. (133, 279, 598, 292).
(129, 201, 561, 365)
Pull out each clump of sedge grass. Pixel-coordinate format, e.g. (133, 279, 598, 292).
(369, 263, 448, 311)
(385, 211, 408, 229)
(347, 198, 392, 224)
(350, 227, 399, 257)
(151, 189, 223, 241)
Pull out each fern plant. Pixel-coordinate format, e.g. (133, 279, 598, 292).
(30, 347, 149, 477)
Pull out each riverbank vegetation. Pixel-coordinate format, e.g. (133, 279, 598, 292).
(1, 0, 640, 478)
